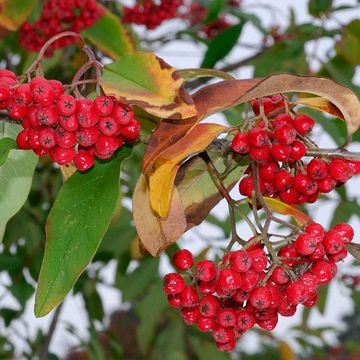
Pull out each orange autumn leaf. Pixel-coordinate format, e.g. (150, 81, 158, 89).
(148, 123, 226, 218)
(264, 197, 312, 226)
(294, 96, 344, 120)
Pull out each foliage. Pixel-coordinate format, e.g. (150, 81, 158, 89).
(0, 0, 359, 358)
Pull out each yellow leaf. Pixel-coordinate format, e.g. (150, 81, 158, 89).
(148, 123, 226, 218)
(0, 0, 36, 31)
(279, 341, 297, 360)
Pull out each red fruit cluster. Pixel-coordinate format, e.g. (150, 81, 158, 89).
(199, 16, 232, 38)
(0, 70, 140, 171)
(232, 95, 360, 205)
(123, 0, 183, 30)
(19, 0, 104, 56)
(163, 222, 354, 352)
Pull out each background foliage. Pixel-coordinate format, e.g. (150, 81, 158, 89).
(0, 0, 360, 359)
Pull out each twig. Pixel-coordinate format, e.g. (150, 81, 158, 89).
(38, 302, 64, 360)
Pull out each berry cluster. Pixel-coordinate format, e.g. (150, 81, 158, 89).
(163, 222, 354, 352)
(0, 70, 140, 171)
(232, 95, 360, 205)
(123, 0, 183, 30)
(19, 0, 104, 56)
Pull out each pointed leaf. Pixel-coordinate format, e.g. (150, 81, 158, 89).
(100, 52, 197, 119)
(346, 243, 360, 262)
(82, 6, 135, 59)
(192, 74, 360, 135)
(148, 123, 226, 217)
(336, 19, 360, 65)
(0, 137, 17, 166)
(0, 124, 38, 241)
(0, 0, 37, 31)
(35, 146, 132, 317)
(133, 174, 186, 256)
(294, 97, 344, 120)
(263, 197, 312, 226)
(201, 23, 244, 69)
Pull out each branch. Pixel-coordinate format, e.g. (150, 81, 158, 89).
(306, 148, 360, 161)
(38, 302, 64, 360)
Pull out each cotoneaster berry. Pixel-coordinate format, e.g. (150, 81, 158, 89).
(163, 220, 354, 352)
(0, 70, 140, 172)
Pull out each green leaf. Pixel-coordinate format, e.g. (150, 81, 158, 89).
(8, 280, 34, 308)
(330, 200, 360, 227)
(201, 23, 244, 68)
(251, 40, 308, 76)
(0, 0, 37, 31)
(204, 0, 225, 24)
(0, 137, 17, 166)
(308, 0, 333, 17)
(336, 20, 360, 65)
(34, 146, 132, 317)
(100, 52, 197, 120)
(115, 256, 159, 301)
(136, 281, 167, 353)
(316, 284, 329, 314)
(0, 123, 38, 241)
(83, 283, 104, 322)
(83, 6, 135, 59)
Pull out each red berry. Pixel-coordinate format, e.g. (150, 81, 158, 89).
(180, 285, 199, 307)
(272, 113, 293, 127)
(257, 314, 278, 331)
(163, 273, 186, 294)
(274, 170, 293, 191)
(119, 119, 140, 141)
(274, 123, 296, 145)
(249, 145, 271, 162)
(198, 280, 216, 295)
(76, 127, 100, 147)
(248, 127, 269, 147)
(328, 159, 352, 182)
(271, 266, 289, 285)
(59, 114, 79, 132)
(196, 260, 217, 282)
(323, 229, 344, 254)
(232, 132, 250, 154)
(328, 247, 348, 262)
(172, 249, 194, 271)
(249, 286, 272, 309)
(55, 128, 77, 148)
(295, 232, 317, 255)
(258, 162, 278, 182)
(236, 309, 255, 330)
(181, 306, 199, 325)
(73, 150, 95, 171)
(112, 103, 134, 125)
(49, 146, 75, 165)
(199, 295, 220, 317)
(332, 223, 354, 244)
(307, 158, 328, 181)
(309, 243, 325, 261)
(95, 135, 119, 155)
(98, 116, 119, 137)
(300, 272, 318, 294)
(293, 173, 311, 193)
(167, 293, 182, 308)
(230, 250, 252, 273)
(78, 109, 99, 128)
(311, 260, 334, 285)
(37, 105, 58, 126)
(218, 308, 236, 327)
(290, 140, 306, 160)
(293, 114, 315, 135)
(286, 280, 309, 305)
(249, 248, 267, 272)
(216, 339, 236, 352)
(217, 268, 242, 293)
(278, 244, 298, 267)
(240, 269, 258, 292)
(39, 127, 56, 148)
(317, 176, 337, 193)
(30, 77, 55, 106)
(271, 142, 291, 161)
(28, 128, 41, 149)
(305, 222, 324, 244)
(16, 129, 32, 149)
(197, 316, 215, 332)
(56, 94, 76, 116)
(212, 325, 234, 344)
(93, 96, 114, 116)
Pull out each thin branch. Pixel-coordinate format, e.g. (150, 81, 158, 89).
(38, 302, 64, 360)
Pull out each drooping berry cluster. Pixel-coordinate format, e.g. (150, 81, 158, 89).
(163, 222, 354, 352)
(123, 0, 184, 30)
(19, 0, 104, 56)
(0, 70, 140, 171)
(232, 95, 360, 205)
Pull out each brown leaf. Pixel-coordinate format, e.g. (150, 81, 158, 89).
(294, 96, 344, 120)
(132, 174, 186, 256)
(192, 74, 360, 135)
(346, 243, 360, 261)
